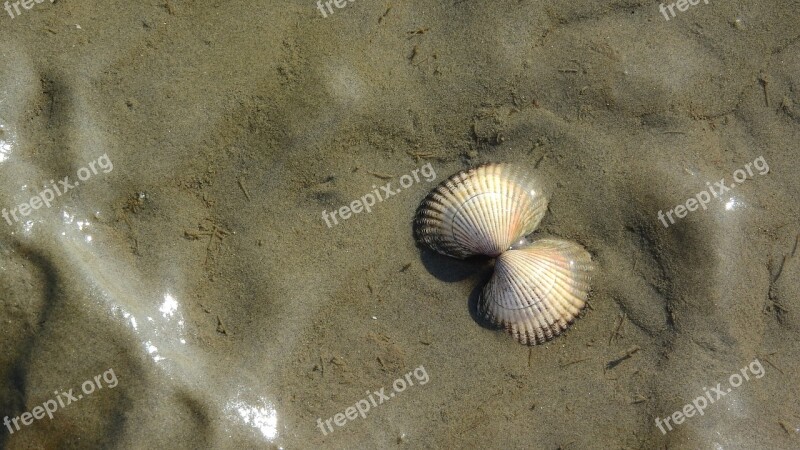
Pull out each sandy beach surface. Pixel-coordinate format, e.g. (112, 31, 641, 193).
(0, 0, 798, 448)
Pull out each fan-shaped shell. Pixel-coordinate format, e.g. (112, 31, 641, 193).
(478, 238, 594, 345)
(413, 164, 548, 258)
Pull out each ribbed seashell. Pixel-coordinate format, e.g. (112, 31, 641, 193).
(413, 164, 548, 258)
(478, 238, 594, 345)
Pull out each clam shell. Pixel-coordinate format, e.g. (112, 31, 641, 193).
(478, 238, 594, 345)
(413, 164, 548, 258)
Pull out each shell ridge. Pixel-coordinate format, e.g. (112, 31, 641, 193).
(413, 163, 594, 345)
(488, 253, 556, 339)
(479, 238, 594, 345)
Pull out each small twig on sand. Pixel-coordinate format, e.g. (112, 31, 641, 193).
(606, 346, 640, 370)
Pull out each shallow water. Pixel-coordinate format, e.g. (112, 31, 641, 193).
(1, 1, 799, 448)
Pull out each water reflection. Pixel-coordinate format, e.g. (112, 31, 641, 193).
(0, 125, 13, 163)
(225, 396, 279, 441)
(109, 291, 188, 365)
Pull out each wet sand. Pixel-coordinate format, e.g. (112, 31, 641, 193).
(0, 0, 799, 448)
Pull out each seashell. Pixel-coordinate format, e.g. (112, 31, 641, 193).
(412, 163, 596, 346)
(413, 163, 548, 258)
(478, 238, 594, 345)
